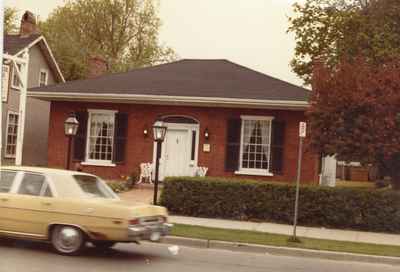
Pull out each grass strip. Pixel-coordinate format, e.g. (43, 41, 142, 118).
(171, 223, 400, 257)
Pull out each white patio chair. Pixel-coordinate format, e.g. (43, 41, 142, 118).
(137, 163, 153, 184)
(195, 166, 208, 177)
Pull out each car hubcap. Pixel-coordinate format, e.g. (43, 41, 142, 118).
(54, 226, 82, 253)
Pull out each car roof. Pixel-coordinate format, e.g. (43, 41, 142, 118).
(0, 166, 93, 176)
(1, 166, 100, 198)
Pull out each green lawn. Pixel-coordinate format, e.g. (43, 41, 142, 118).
(171, 224, 400, 257)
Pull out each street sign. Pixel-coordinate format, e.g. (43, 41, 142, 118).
(299, 122, 306, 138)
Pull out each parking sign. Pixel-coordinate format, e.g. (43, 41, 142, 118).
(299, 122, 306, 138)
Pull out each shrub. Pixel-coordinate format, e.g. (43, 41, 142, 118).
(160, 177, 400, 233)
(107, 180, 129, 193)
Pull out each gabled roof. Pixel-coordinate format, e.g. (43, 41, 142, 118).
(4, 34, 65, 83)
(4, 33, 41, 55)
(29, 59, 310, 110)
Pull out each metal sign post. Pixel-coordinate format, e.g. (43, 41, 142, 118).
(292, 122, 306, 241)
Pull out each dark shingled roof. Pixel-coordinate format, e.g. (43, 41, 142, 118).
(4, 34, 41, 55)
(30, 59, 309, 101)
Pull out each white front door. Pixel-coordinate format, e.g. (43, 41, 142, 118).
(155, 123, 199, 180)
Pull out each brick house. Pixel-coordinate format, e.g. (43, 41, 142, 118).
(29, 59, 319, 183)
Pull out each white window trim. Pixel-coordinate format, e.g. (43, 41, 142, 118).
(11, 63, 22, 90)
(81, 161, 116, 167)
(38, 68, 49, 86)
(83, 109, 117, 167)
(4, 111, 19, 159)
(235, 115, 275, 176)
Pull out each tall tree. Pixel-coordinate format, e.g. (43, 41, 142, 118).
(39, 0, 177, 80)
(309, 58, 400, 189)
(4, 7, 19, 34)
(288, 0, 400, 85)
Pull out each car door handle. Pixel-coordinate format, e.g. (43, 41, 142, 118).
(0, 198, 9, 202)
(41, 202, 51, 206)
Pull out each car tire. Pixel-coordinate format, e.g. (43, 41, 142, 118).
(51, 225, 86, 256)
(92, 241, 116, 249)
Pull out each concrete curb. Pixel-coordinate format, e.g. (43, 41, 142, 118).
(163, 236, 400, 266)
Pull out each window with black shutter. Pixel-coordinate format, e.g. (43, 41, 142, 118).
(113, 112, 128, 164)
(73, 111, 88, 161)
(270, 120, 285, 175)
(225, 119, 241, 171)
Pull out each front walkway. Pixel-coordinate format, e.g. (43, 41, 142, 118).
(118, 186, 400, 247)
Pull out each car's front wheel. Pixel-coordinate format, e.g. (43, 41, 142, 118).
(51, 225, 86, 255)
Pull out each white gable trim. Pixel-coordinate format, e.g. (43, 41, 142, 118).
(28, 91, 310, 110)
(14, 36, 65, 83)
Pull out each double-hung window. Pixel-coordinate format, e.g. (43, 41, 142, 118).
(5, 112, 19, 158)
(39, 69, 48, 86)
(238, 116, 273, 175)
(85, 110, 116, 165)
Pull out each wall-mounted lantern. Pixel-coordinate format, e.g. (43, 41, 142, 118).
(204, 127, 210, 140)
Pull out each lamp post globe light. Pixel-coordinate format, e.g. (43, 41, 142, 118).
(152, 118, 167, 205)
(64, 112, 79, 170)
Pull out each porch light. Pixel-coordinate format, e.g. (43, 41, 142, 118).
(64, 113, 79, 136)
(64, 112, 79, 170)
(152, 119, 167, 142)
(204, 128, 210, 140)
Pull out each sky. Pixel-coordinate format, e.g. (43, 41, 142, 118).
(4, 0, 305, 86)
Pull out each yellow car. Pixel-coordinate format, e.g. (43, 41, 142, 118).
(0, 166, 172, 255)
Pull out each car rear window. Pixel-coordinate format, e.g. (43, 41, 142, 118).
(73, 175, 116, 199)
(0, 171, 17, 193)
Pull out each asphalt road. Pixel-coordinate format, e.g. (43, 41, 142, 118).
(0, 239, 398, 272)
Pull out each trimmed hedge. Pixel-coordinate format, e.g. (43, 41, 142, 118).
(160, 177, 400, 233)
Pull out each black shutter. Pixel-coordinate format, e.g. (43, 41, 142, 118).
(225, 118, 241, 171)
(270, 120, 285, 174)
(113, 112, 128, 164)
(73, 111, 88, 161)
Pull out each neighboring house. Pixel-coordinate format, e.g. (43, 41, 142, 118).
(29, 59, 319, 183)
(1, 11, 64, 166)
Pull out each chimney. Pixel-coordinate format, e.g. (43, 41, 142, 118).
(20, 11, 39, 37)
(87, 56, 108, 78)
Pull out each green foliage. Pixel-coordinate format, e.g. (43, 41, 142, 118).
(107, 180, 129, 193)
(161, 177, 400, 233)
(4, 7, 18, 34)
(125, 171, 139, 189)
(288, 0, 400, 85)
(39, 0, 177, 80)
(309, 58, 400, 189)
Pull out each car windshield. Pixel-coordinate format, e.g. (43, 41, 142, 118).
(73, 175, 118, 199)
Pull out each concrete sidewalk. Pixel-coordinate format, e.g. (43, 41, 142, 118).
(119, 186, 400, 247)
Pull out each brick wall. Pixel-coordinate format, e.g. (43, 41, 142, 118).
(48, 101, 319, 184)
